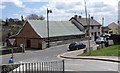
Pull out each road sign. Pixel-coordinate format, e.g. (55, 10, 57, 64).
(8, 39, 15, 45)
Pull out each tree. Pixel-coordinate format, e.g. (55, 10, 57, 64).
(9, 18, 14, 22)
(4, 18, 9, 26)
(25, 14, 45, 20)
(38, 15, 45, 20)
(0, 20, 5, 26)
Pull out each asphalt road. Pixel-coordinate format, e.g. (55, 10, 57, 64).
(1, 44, 68, 63)
(1, 40, 96, 63)
(64, 59, 118, 71)
(0, 40, 119, 71)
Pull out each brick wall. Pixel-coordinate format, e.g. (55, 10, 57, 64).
(15, 22, 43, 49)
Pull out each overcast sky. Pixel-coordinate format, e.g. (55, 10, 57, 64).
(0, 0, 119, 26)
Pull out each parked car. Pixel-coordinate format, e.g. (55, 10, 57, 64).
(100, 33, 110, 39)
(69, 42, 86, 51)
(96, 37, 107, 44)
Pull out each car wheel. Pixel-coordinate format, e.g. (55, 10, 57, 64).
(69, 48, 73, 51)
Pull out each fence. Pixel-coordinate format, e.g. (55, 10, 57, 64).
(0, 47, 22, 55)
(1, 60, 64, 73)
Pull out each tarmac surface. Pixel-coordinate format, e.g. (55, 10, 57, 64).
(1, 44, 120, 72)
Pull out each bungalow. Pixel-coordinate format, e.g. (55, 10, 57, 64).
(69, 15, 102, 40)
(11, 20, 85, 49)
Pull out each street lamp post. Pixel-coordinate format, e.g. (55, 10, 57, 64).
(47, 8, 52, 48)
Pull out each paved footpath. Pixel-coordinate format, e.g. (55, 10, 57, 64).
(58, 49, 120, 63)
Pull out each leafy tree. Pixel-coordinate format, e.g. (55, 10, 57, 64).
(0, 19, 5, 26)
(9, 18, 14, 22)
(38, 15, 45, 20)
(25, 14, 45, 20)
(4, 18, 9, 26)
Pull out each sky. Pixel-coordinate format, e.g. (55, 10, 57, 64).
(118, 1, 120, 21)
(0, 0, 119, 26)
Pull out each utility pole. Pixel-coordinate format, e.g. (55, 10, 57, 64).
(84, 0, 90, 53)
(88, 14, 91, 54)
(84, 0, 87, 21)
(102, 17, 105, 48)
(84, 0, 88, 34)
(102, 17, 104, 34)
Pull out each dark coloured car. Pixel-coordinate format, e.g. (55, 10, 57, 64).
(69, 42, 86, 51)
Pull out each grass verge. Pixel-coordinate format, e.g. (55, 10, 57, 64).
(80, 45, 120, 56)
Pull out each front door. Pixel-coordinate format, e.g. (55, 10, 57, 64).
(94, 32, 97, 41)
(26, 40, 31, 48)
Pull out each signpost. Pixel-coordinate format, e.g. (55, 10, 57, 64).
(8, 39, 15, 58)
(8, 39, 15, 46)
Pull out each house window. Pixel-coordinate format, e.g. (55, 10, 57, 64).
(84, 26, 87, 29)
(91, 26, 94, 29)
(91, 32, 94, 35)
(98, 32, 100, 35)
(98, 26, 100, 29)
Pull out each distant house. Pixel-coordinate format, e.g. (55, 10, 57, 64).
(108, 22, 120, 34)
(69, 15, 102, 40)
(11, 20, 85, 49)
(102, 26, 111, 33)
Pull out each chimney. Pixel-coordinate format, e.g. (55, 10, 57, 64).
(91, 16, 93, 19)
(79, 15, 82, 18)
(74, 15, 77, 18)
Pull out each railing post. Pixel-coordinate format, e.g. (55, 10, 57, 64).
(1, 60, 65, 73)
(62, 60, 65, 73)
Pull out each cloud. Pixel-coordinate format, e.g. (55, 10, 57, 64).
(89, 5, 115, 13)
(0, 5, 6, 9)
(12, 0, 25, 8)
(1, 0, 119, 26)
(23, 8, 40, 14)
(89, 2, 107, 8)
(0, 2, 6, 10)
(55, 2, 81, 10)
(2, 0, 25, 8)
(12, 13, 21, 18)
(40, 1, 85, 20)
(20, 0, 84, 2)
(31, 0, 118, 24)
(118, 1, 120, 21)
(23, 0, 43, 2)
(81, 0, 118, 24)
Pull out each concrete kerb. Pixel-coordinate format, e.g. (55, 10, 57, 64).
(60, 56, 120, 63)
(58, 49, 120, 63)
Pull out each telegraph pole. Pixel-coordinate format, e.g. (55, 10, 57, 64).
(88, 14, 91, 55)
(84, 0, 90, 53)
(102, 17, 104, 34)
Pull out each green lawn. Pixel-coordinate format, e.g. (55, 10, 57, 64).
(80, 45, 120, 56)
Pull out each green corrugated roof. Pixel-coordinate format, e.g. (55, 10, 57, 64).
(28, 20, 84, 38)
